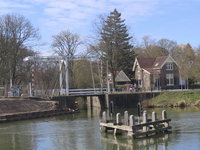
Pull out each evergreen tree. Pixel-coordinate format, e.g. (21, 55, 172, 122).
(100, 9, 133, 88)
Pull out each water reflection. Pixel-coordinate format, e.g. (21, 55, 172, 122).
(87, 107, 102, 118)
(1, 107, 200, 149)
(100, 129, 171, 150)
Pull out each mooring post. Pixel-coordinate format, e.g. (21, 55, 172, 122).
(143, 110, 147, 114)
(102, 111, 107, 123)
(143, 112, 149, 136)
(131, 115, 136, 138)
(110, 101, 114, 120)
(116, 113, 121, 125)
(114, 113, 122, 135)
(152, 111, 157, 121)
(129, 115, 135, 126)
(124, 111, 129, 126)
(162, 110, 169, 128)
(127, 115, 135, 138)
(162, 110, 167, 120)
(137, 102, 142, 124)
(101, 111, 107, 132)
(152, 111, 157, 132)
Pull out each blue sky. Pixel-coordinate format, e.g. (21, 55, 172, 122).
(1, 0, 200, 56)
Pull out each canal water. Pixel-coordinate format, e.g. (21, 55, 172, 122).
(1, 107, 200, 150)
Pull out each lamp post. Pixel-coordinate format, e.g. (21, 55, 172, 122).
(108, 73, 111, 93)
(107, 60, 111, 93)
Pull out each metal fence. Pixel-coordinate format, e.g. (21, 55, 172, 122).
(0, 84, 193, 97)
(0, 84, 109, 97)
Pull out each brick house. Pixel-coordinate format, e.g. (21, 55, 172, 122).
(132, 55, 180, 90)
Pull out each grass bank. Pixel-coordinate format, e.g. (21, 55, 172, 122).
(147, 90, 200, 107)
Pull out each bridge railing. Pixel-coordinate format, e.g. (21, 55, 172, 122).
(69, 88, 107, 95)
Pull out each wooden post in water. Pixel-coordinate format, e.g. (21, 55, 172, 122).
(99, 110, 171, 139)
(110, 101, 114, 120)
(143, 112, 149, 136)
(152, 111, 157, 132)
(101, 111, 107, 132)
(114, 113, 122, 135)
(152, 111, 157, 121)
(162, 110, 169, 128)
(116, 113, 121, 124)
(102, 111, 107, 123)
(129, 115, 135, 126)
(124, 111, 129, 126)
(128, 115, 136, 138)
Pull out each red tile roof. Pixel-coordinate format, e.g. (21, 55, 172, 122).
(152, 56, 169, 68)
(137, 58, 156, 68)
(137, 56, 169, 73)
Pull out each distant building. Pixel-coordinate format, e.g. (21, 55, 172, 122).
(132, 55, 180, 90)
(105, 70, 131, 85)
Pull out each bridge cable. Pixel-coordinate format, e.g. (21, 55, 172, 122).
(52, 61, 65, 97)
(90, 60, 96, 93)
(45, 62, 59, 95)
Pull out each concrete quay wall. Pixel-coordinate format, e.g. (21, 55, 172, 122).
(51, 96, 76, 109)
(87, 92, 160, 109)
(0, 96, 78, 123)
(0, 109, 79, 123)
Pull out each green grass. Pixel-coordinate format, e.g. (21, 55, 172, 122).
(149, 91, 200, 106)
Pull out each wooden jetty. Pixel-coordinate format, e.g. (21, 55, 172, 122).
(100, 110, 171, 139)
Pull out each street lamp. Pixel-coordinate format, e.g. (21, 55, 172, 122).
(108, 73, 111, 93)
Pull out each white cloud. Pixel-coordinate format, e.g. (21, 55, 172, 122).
(0, 1, 31, 9)
(1, 0, 199, 52)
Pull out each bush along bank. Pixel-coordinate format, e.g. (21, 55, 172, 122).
(145, 91, 200, 108)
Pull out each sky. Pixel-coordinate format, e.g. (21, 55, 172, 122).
(1, 0, 200, 56)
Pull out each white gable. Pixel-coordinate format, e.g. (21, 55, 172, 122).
(160, 55, 180, 68)
(166, 58, 173, 63)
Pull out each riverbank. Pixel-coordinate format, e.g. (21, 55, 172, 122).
(0, 97, 79, 122)
(144, 90, 200, 108)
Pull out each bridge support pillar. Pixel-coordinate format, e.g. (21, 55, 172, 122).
(87, 96, 93, 107)
(86, 95, 107, 108)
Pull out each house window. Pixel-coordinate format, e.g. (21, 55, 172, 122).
(166, 74, 174, 85)
(166, 63, 173, 70)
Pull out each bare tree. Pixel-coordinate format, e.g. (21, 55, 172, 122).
(140, 36, 156, 57)
(51, 29, 83, 88)
(51, 30, 83, 57)
(0, 13, 40, 85)
(157, 38, 178, 56)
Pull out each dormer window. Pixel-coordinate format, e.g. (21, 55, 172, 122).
(166, 63, 173, 70)
(155, 62, 159, 67)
